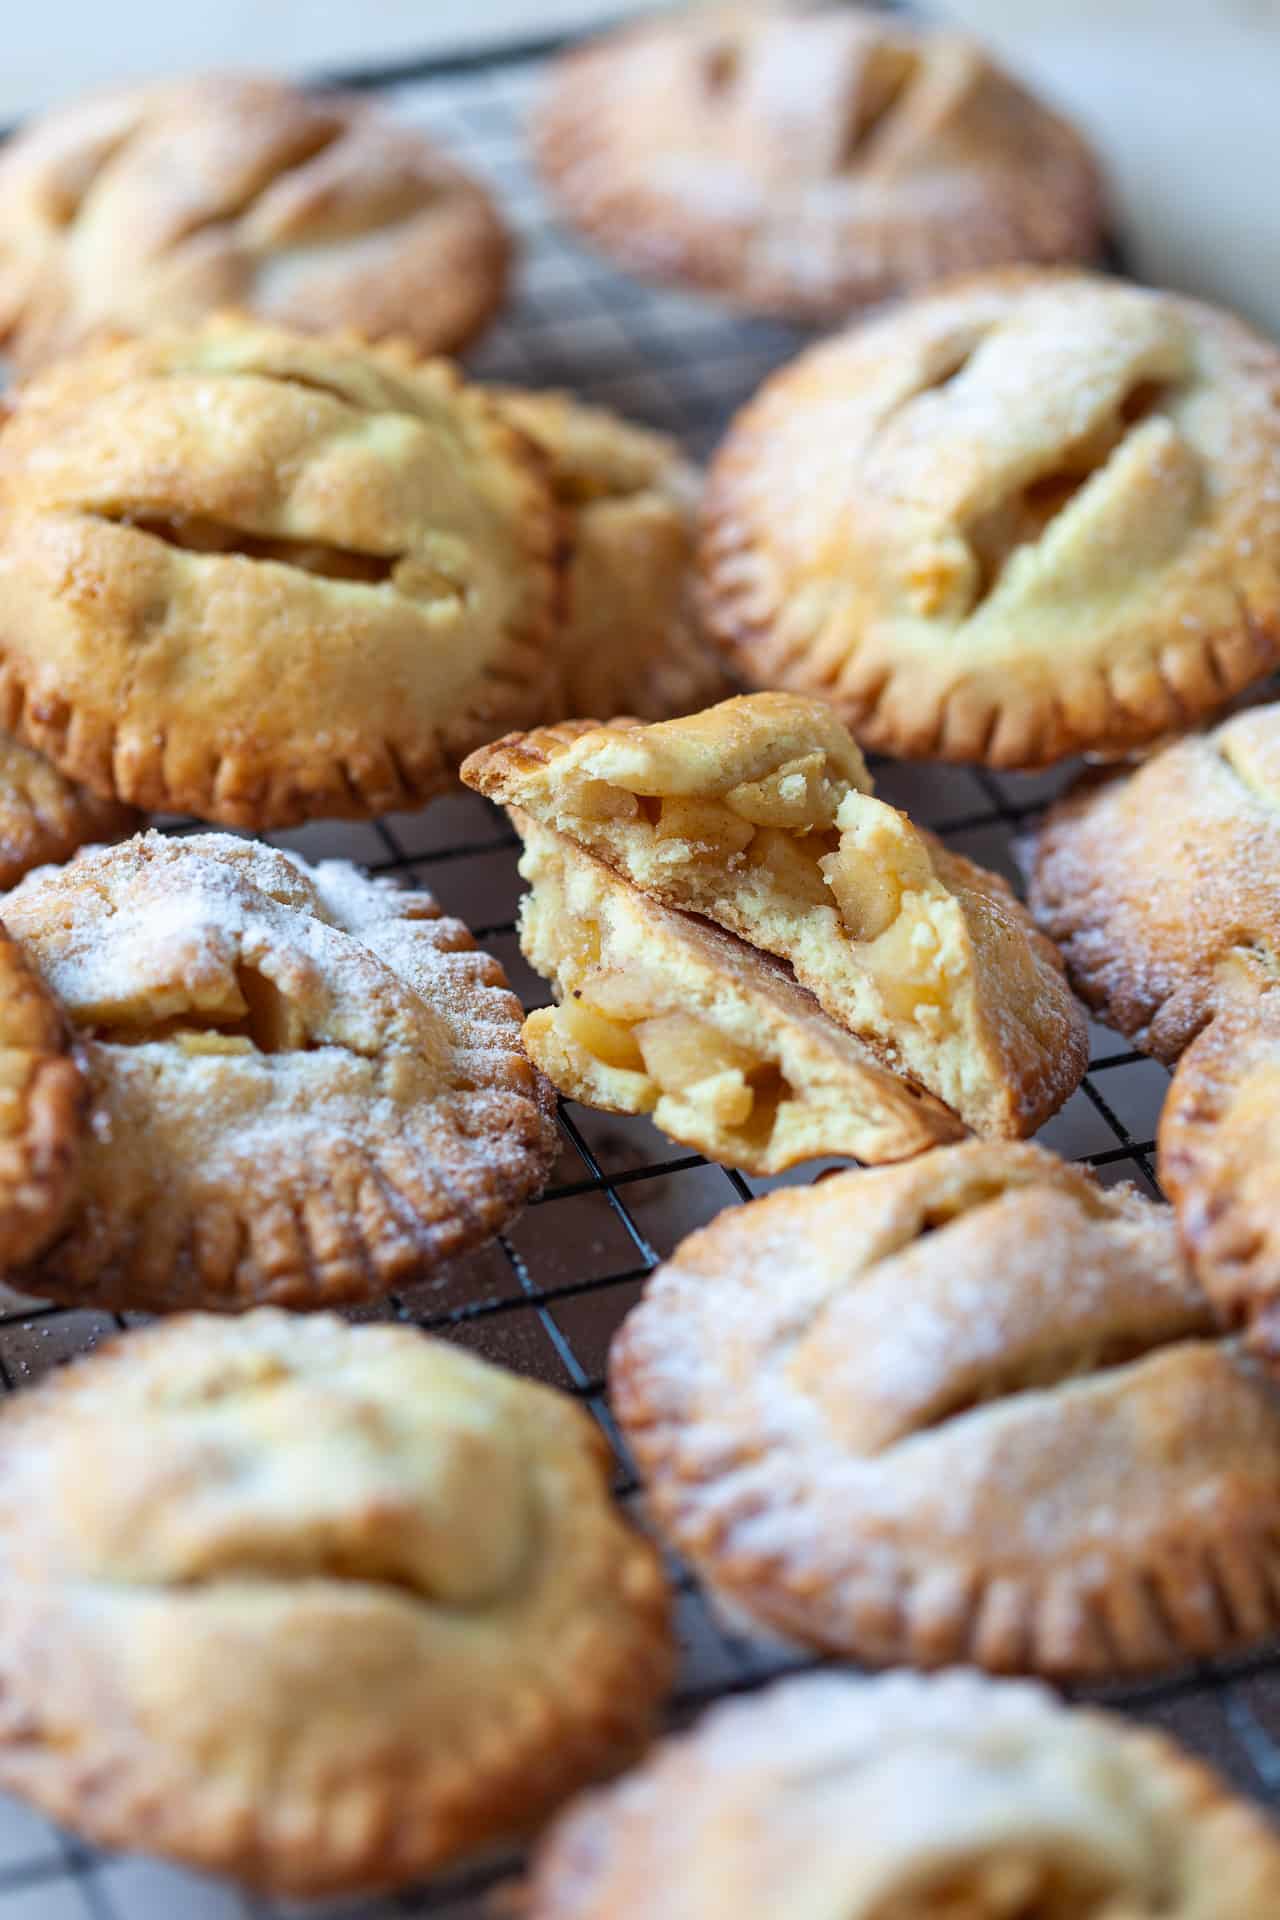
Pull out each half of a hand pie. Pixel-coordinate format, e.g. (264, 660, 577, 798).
(515, 814, 964, 1172)
(463, 694, 1086, 1137)
(611, 1141, 1280, 1678)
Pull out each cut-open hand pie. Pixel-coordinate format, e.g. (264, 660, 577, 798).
(515, 815, 964, 1172)
(700, 272, 1280, 766)
(0, 831, 557, 1311)
(535, 5, 1103, 322)
(0, 72, 509, 373)
(0, 1310, 672, 1895)
(0, 922, 84, 1269)
(492, 388, 730, 723)
(463, 694, 1087, 1138)
(0, 320, 559, 827)
(527, 1670, 1280, 1920)
(611, 1141, 1280, 1679)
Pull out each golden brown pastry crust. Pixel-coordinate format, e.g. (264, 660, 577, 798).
(1, 831, 558, 1311)
(0, 321, 560, 827)
(700, 271, 1280, 767)
(1031, 702, 1280, 1060)
(610, 1141, 1280, 1679)
(535, 7, 1103, 322)
(0, 733, 138, 889)
(526, 1670, 1280, 1920)
(514, 814, 964, 1172)
(0, 72, 510, 373)
(1159, 971, 1280, 1360)
(0, 922, 85, 1267)
(462, 695, 1087, 1137)
(492, 387, 732, 721)
(0, 1310, 673, 1895)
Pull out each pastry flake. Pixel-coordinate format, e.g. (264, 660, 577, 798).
(526, 1670, 1280, 1920)
(0, 320, 559, 826)
(0, 830, 558, 1310)
(516, 815, 964, 1172)
(700, 272, 1280, 766)
(492, 387, 731, 721)
(462, 694, 1087, 1137)
(535, 6, 1103, 322)
(610, 1140, 1280, 1677)
(0, 921, 85, 1267)
(0, 1309, 673, 1893)
(0, 72, 509, 373)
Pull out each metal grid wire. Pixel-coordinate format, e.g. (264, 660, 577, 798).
(1, 26, 1279, 1920)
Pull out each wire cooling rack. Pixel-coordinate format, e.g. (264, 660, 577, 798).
(1, 22, 1279, 1920)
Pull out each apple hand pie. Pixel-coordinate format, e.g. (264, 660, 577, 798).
(491, 388, 731, 723)
(527, 1670, 1280, 1920)
(535, 6, 1103, 322)
(0, 73, 509, 373)
(462, 694, 1087, 1138)
(611, 1141, 1280, 1678)
(0, 830, 558, 1311)
(700, 271, 1280, 766)
(0, 319, 559, 827)
(0, 1310, 672, 1894)
(515, 815, 964, 1173)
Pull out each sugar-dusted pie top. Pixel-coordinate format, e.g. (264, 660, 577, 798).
(1033, 699, 1280, 1059)
(0, 1309, 672, 1894)
(536, 5, 1103, 321)
(0, 830, 558, 1309)
(491, 387, 729, 722)
(700, 270, 1280, 766)
(611, 1141, 1280, 1677)
(0, 71, 509, 372)
(463, 694, 1087, 1137)
(0, 319, 560, 826)
(528, 1670, 1280, 1920)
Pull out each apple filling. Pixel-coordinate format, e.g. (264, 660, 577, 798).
(544, 980, 791, 1155)
(81, 962, 314, 1056)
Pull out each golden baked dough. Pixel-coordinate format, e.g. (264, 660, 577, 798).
(0, 1309, 673, 1894)
(515, 814, 964, 1172)
(493, 387, 731, 721)
(0, 72, 509, 373)
(0, 733, 137, 888)
(1159, 969, 1280, 1360)
(611, 1141, 1280, 1677)
(1031, 701, 1280, 1060)
(0, 319, 559, 827)
(0, 922, 84, 1267)
(462, 694, 1087, 1137)
(1, 831, 558, 1311)
(700, 271, 1280, 766)
(535, 6, 1103, 321)
(527, 1670, 1280, 1919)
